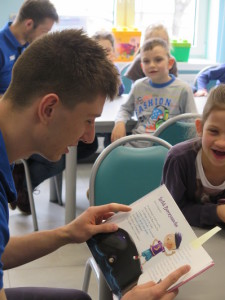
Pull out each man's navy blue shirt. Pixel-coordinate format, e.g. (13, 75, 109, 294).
(0, 22, 28, 94)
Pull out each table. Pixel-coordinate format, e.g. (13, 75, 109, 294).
(194, 96, 207, 115)
(63, 95, 207, 223)
(177, 226, 225, 300)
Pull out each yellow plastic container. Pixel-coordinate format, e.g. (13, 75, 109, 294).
(112, 27, 141, 62)
(171, 40, 191, 62)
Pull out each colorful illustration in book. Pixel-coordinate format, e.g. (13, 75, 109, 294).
(87, 227, 142, 297)
(133, 232, 182, 265)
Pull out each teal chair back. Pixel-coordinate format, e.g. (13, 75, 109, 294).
(120, 63, 133, 94)
(89, 134, 172, 206)
(84, 134, 171, 299)
(153, 113, 201, 146)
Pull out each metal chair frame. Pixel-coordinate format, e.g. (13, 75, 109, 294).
(19, 159, 62, 231)
(153, 113, 201, 145)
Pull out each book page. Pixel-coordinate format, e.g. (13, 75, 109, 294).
(106, 185, 213, 288)
(138, 243, 213, 289)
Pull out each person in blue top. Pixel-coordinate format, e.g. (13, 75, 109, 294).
(194, 64, 225, 97)
(0, 0, 59, 95)
(0, 0, 63, 215)
(0, 28, 190, 300)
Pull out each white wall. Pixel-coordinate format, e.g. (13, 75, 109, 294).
(0, 1, 24, 28)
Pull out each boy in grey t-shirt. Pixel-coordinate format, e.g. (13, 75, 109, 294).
(111, 38, 197, 146)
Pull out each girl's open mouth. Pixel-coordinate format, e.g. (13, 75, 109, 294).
(212, 149, 225, 157)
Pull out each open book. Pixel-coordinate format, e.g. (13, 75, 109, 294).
(87, 185, 220, 298)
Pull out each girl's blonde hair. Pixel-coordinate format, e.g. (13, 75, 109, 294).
(144, 24, 170, 48)
(202, 84, 225, 126)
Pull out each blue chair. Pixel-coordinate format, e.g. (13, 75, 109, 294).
(82, 134, 172, 300)
(120, 63, 133, 94)
(153, 113, 201, 146)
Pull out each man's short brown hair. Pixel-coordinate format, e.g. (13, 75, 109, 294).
(5, 29, 120, 109)
(17, 0, 59, 27)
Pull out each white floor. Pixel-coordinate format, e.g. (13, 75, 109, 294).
(5, 162, 99, 300)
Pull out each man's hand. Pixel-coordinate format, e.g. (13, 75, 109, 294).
(0, 288, 7, 300)
(122, 265, 191, 300)
(65, 203, 131, 243)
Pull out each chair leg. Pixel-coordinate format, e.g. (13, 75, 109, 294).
(53, 173, 63, 206)
(20, 159, 38, 231)
(82, 257, 112, 300)
(82, 261, 93, 292)
(82, 257, 100, 292)
(99, 272, 113, 300)
(49, 175, 63, 205)
(49, 177, 57, 202)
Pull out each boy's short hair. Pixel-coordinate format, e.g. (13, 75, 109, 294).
(5, 29, 120, 109)
(17, 0, 59, 27)
(92, 31, 115, 49)
(141, 38, 170, 58)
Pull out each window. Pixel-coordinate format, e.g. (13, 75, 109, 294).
(51, 0, 216, 60)
(51, 0, 115, 35)
(135, 0, 196, 43)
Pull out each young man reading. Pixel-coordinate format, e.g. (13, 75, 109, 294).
(0, 29, 190, 300)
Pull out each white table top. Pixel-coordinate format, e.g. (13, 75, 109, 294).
(193, 96, 207, 115)
(95, 95, 136, 133)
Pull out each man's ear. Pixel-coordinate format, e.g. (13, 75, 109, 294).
(195, 118, 203, 137)
(24, 19, 34, 30)
(38, 94, 59, 124)
(168, 57, 175, 70)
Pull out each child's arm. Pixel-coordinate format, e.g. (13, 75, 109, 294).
(195, 71, 210, 94)
(179, 85, 197, 113)
(111, 121, 126, 142)
(195, 64, 225, 96)
(111, 92, 136, 142)
(151, 238, 158, 245)
(194, 88, 208, 97)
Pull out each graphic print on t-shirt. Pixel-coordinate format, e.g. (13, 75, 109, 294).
(135, 93, 171, 132)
